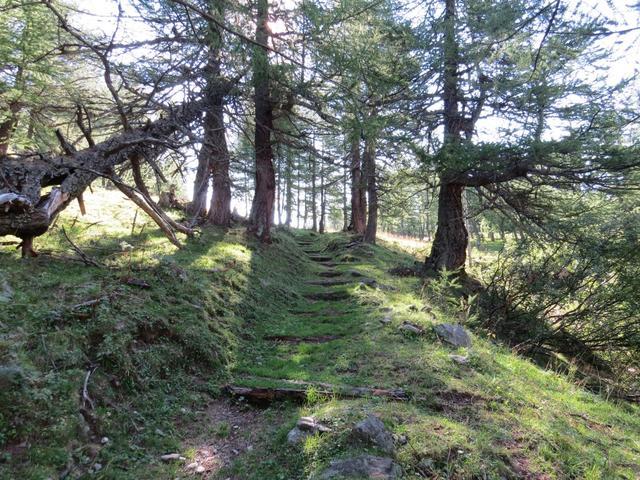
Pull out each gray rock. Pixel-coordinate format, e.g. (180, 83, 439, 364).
(352, 415, 395, 454)
(380, 315, 392, 325)
(398, 322, 423, 335)
(287, 427, 310, 445)
(297, 416, 331, 433)
(288, 417, 331, 445)
(434, 323, 472, 347)
(316, 455, 401, 479)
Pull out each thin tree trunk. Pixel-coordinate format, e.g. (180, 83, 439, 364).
(363, 135, 377, 244)
(296, 161, 302, 228)
(319, 159, 325, 234)
(348, 132, 366, 235)
(342, 153, 348, 231)
(248, 0, 275, 242)
(311, 151, 317, 232)
(463, 189, 473, 267)
(285, 147, 293, 227)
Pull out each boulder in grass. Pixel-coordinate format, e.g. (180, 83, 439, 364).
(352, 415, 395, 454)
(434, 323, 471, 347)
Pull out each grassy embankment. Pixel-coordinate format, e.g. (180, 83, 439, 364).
(1, 190, 639, 479)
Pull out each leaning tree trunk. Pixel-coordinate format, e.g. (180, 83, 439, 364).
(0, 102, 201, 256)
(248, 0, 275, 242)
(424, 183, 467, 271)
(348, 133, 366, 235)
(363, 136, 377, 244)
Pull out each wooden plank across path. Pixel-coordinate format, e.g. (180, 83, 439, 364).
(223, 383, 410, 405)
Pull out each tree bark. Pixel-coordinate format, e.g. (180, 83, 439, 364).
(248, 0, 275, 242)
(425, 0, 468, 272)
(342, 152, 348, 231)
(285, 147, 293, 227)
(363, 135, 377, 244)
(348, 133, 366, 235)
(311, 151, 317, 231)
(424, 183, 468, 271)
(206, 93, 231, 226)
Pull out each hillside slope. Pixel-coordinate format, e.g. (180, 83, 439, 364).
(1, 191, 639, 479)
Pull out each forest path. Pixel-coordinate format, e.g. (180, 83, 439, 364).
(179, 231, 640, 480)
(229, 233, 384, 394)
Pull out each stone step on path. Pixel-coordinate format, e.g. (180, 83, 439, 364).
(318, 270, 342, 278)
(319, 262, 339, 268)
(304, 290, 350, 301)
(265, 334, 341, 344)
(306, 278, 353, 286)
(309, 255, 333, 262)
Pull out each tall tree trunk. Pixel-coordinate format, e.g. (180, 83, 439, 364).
(191, 2, 230, 222)
(248, 0, 275, 242)
(424, 188, 432, 241)
(319, 158, 325, 234)
(425, 0, 467, 272)
(206, 91, 231, 226)
(311, 152, 317, 232)
(296, 161, 302, 228)
(285, 147, 293, 227)
(363, 136, 377, 244)
(342, 153, 348, 231)
(348, 133, 366, 235)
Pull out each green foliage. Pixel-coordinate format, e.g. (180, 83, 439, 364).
(481, 189, 640, 393)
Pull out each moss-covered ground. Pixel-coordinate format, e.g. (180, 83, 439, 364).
(1, 190, 638, 479)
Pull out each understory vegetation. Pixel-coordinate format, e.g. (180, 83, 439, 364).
(2, 0, 640, 478)
(1, 193, 639, 479)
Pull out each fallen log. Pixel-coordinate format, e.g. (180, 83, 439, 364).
(223, 383, 410, 405)
(0, 102, 202, 256)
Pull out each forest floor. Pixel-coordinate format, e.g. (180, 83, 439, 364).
(1, 190, 640, 480)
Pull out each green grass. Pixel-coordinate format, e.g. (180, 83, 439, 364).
(1, 190, 639, 479)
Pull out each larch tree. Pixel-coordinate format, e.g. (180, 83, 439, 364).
(422, 0, 640, 272)
(248, 0, 276, 242)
